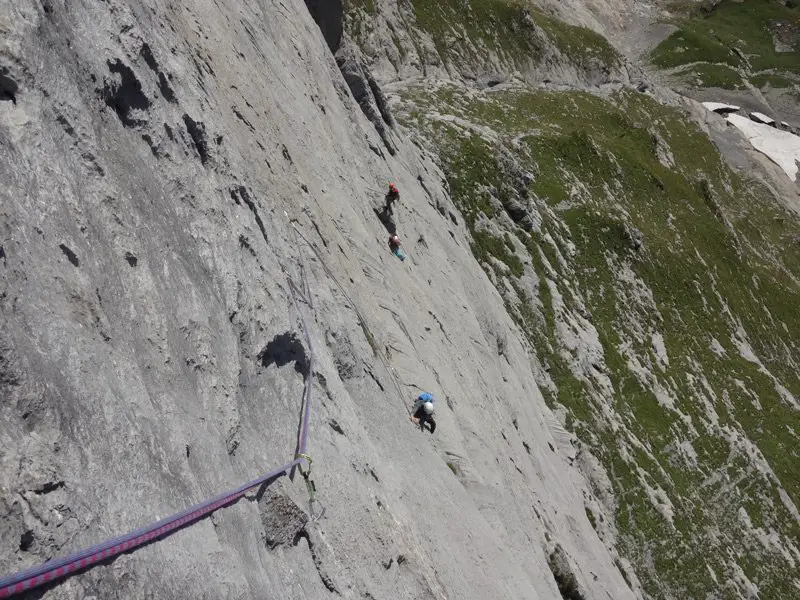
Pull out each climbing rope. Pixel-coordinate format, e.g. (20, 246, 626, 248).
(289, 219, 412, 416)
(0, 266, 318, 598)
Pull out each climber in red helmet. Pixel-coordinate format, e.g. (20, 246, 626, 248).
(385, 182, 400, 209)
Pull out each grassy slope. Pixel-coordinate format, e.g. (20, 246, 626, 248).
(345, 0, 620, 74)
(650, 0, 800, 91)
(345, 0, 800, 597)
(395, 84, 800, 599)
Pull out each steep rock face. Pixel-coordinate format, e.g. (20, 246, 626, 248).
(346, 3, 800, 600)
(0, 1, 634, 599)
(385, 49, 800, 600)
(303, 4, 397, 155)
(335, 38, 398, 155)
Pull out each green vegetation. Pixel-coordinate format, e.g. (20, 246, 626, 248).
(651, 27, 742, 69)
(411, 0, 542, 63)
(751, 72, 796, 88)
(472, 230, 524, 276)
(343, 1, 800, 596)
(531, 7, 620, 66)
(346, 0, 621, 75)
(396, 81, 800, 600)
(343, 0, 375, 14)
(674, 63, 747, 89)
(651, 0, 800, 90)
(343, 0, 376, 44)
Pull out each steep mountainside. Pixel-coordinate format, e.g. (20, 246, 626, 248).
(649, 0, 800, 127)
(1, 1, 799, 600)
(2, 1, 636, 599)
(345, 1, 800, 599)
(344, 0, 636, 87)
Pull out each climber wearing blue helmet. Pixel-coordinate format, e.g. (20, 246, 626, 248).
(411, 392, 436, 433)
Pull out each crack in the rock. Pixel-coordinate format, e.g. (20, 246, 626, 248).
(182, 114, 210, 165)
(297, 529, 339, 594)
(231, 186, 269, 247)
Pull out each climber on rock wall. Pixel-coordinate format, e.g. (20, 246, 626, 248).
(388, 234, 406, 261)
(375, 183, 400, 236)
(411, 392, 436, 433)
(385, 182, 400, 210)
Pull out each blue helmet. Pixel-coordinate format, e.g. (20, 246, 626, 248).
(418, 392, 434, 402)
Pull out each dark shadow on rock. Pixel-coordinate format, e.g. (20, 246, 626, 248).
(182, 114, 210, 165)
(335, 40, 396, 156)
(367, 71, 394, 129)
(139, 43, 177, 104)
(58, 244, 79, 267)
(548, 544, 588, 600)
(304, 3, 397, 157)
(0, 66, 18, 104)
(99, 59, 151, 128)
(258, 332, 309, 377)
(303, 0, 343, 53)
(328, 419, 345, 435)
(293, 527, 339, 593)
(374, 206, 397, 236)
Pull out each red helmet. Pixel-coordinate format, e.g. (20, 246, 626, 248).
(389, 183, 397, 191)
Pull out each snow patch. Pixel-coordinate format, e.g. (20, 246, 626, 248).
(726, 113, 800, 181)
(750, 111, 775, 125)
(702, 101, 740, 113)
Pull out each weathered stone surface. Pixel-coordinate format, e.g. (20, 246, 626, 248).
(260, 489, 309, 549)
(335, 38, 396, 155)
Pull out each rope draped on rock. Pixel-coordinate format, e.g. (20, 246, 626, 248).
(0, 270, 316, 599)
(289, 220, 412, 416)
